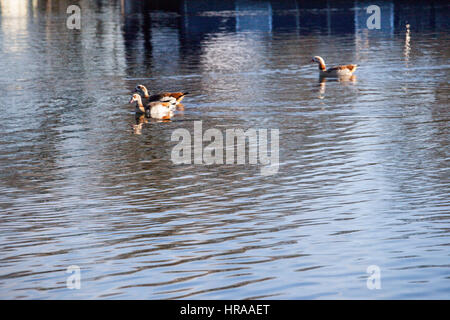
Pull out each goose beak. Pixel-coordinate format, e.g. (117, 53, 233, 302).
(129, 97, 135, 104)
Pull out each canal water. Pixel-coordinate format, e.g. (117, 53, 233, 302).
(0, 0, 449, 299)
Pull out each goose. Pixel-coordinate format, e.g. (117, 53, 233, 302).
(129, 93, 175, 120)
(134, 85, 189, 106)
(311, 56, 357, 78)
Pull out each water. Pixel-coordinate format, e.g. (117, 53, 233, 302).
(0, 0, 449, 299)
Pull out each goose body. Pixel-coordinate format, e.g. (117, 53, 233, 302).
(135, 85, 189, 106)
(311, 56, 357, 78)
(147, 101, 174, 120)
(129, 94, 174, 120)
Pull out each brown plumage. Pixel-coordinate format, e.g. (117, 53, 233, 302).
(129, 93, 175, 119)
(148, 92, 187, 104)
(134, 85, 189, 105)
(311, 56, 358, 78)
(327, 65, 357, 72)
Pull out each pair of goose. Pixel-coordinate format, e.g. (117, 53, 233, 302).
(128, 56, 357, 119)
(129, 85, 189, 120)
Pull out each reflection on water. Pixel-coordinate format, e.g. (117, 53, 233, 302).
(0, 0, 449, 299)
(404, 23, 411, 66)
(318, 76, 357, 99)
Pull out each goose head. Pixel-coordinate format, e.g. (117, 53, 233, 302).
(134, 84, 149, 98)
(129, 93, 142, 104)
(311, 56, 324, 64)
(311, 56, 326, 70)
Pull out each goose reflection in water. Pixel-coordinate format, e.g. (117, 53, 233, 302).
(132, 113, 148, 135)
(318, 75, 357, 99)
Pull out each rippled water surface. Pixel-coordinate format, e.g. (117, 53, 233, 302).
(0, 0, 449, 299)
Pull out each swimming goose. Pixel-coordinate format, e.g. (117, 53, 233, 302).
(129, 93, 174, 120)
(311, 56, 357, 78)
(134, 84, 189, 106)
